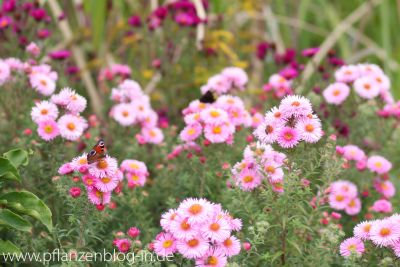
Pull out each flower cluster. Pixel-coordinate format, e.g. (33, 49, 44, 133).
(31, 88, 88, 141)
(120, 159, 149, 188)
(340, 214, 400, 258)
(110, 79, 164, 144)
(167, 142, 202, 160)
(231, 142, 286, 192)
(180, 95, 255, 144)
(335, 144, 395, 212)
(323, 63, 394, 105)
(200, 67, 248, 95)
(327, 180, 361, 216)
(98, 63, 132, 82)
(113, 226, 141, 253)
(28, 63, 58, 96)
(152, 198, 241, 266)
(254, 95, 323, 148)
(263, 72, 294, 98)
(58, 152, 122, 208)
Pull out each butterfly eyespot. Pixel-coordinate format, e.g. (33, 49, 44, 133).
(99, 141, 105, 147)
(89, 150, 96, 156)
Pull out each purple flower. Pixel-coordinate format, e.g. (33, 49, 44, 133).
(49, 50, 71, 60)
(2, 0, 16, 12)
(37, 28, 51, 39)
(128, 15, 142, 27)
(30, 8, 47, 21)
(301, 47, 319, 57)
(0, 16, 12, 29)
(256, 42, 269, 60)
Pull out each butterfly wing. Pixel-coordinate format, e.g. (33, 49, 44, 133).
(199, 90, 216, 104)
(87, 139, 106, 164)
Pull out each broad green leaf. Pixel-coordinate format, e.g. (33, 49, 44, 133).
(3, 149, 30, 168)
(1, 191, 52, 232)
(0, 239, 21, 254)
(0, 209, 31, 232)
(0, 158, 20, 182)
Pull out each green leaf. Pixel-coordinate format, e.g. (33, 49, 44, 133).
(3, 149, 30, 168)
(0, 158, 20, 182)
(0, 239, 21, 254)
(0, 209, 32, 232)
(1, 191, 52, 232)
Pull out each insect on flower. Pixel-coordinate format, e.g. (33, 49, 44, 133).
(87, 139, 107, 164)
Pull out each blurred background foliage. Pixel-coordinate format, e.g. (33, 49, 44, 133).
(50, 0, 400, 106)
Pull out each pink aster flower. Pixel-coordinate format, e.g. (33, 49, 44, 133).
(70, 153, 88, 171)
(170, 215, 198, 241)
(201, 218, 231, 242)
(201, 107, 229, 125)
(345, 198, 361, 215)
(31, 100, 59, 123)
(322, 82, 350, 105)
(195, 247, 227, 267)
(120, 159, 147, 175)
(354, 76, 380, 99)
(57, 114, 87, 141)
(221, 67, 248, 90)
(204, 74, 231, 95)
(160, 209, 178, 232)
(329, 192, 350, 210)
(126, 172, 147, 187)
(82, 174, 96, 189)
(0, 60, 11, 85)
(371, 199, 392, 213)
(277, 127, 300, 148)
(37, 120, 59, 141)
(237, 169, 262, 191)
(330, 180, 358, 199)
(88, 156, 118, 178)
(178, 198, 213, 225)
(367, 155, 392, 174)
(180, 123, 202, 142)
(88, 187, 111, 205)
(279, 95, 312, 118)
(354, 221, 373, 240)
(153, 232, 177, 256)
(253, 117, 284, 144)
(66, 93, 87, 114)
(204, 123, 232, 143)
(374, 178, 395, 198)
(114, 238, 131, 253)
(58, 163, 73, 175)
(30, 73, 56, 96)
(342, 145, 365, 162)
(141, 127, 164, 144)
(268, 74, 291, 90)
(176, 237, 209, 259)
(111, 103, 136, 126)
(358, 63, 384, 76)
(339, 237, 364, 257)
(369, 219, 400, 247)
(218, 236, 241, 256)
(94, 173, 119, 192)
(295, 116, 323, 143)
(26, 42, 41, 57)
(335, 65, 360, 83)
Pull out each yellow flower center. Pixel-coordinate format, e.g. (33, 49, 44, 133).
(41, 109, 48, 115)
(40, 79, 47, 86)
(162, 240, 173, 248)
(206, 256, 218, 265)
(78, 158, 87, 165)
(129, 163, 139, 170)
(210, 110, 220, 118)
(374, 162, 382, 168)
(212, 126, 222, 134)
(210, 223, 220, 231)
(44, 125, 53, 134)
(380, 228, 391, 237)
(101, 177, 111, 183)
(243, 175, 254, 183)
(305, 124, 314, 132)
(187, 239, 199, 247)
(95, 191, 103, 198)
(67, 122, 76, 131)
(223, 238, 232, 247)
(189, 204, 202, 215)
(291, 101, 300, 107)
(265, 165, 275, 174)
(122, 110, 129, 117)
(333, 89, 341, 96)
(187, 128, 196, 135)
(97, 159, 108, 169)
(335, 195, 344, 201)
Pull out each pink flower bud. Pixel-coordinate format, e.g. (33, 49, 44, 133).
(69, 187, 81, 198)
(243, 242, 251, 251)
(127, 227, 140, 238)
